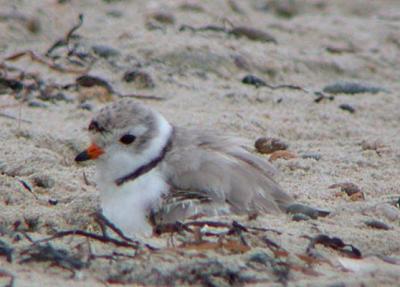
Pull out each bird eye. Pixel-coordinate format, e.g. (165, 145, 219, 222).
(120, 134, 136, 144)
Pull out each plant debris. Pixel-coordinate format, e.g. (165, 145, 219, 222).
(255, 137, 288, 154)
(306, 234, 362, 259)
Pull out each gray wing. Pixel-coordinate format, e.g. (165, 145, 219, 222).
(158, 127, 294, 222)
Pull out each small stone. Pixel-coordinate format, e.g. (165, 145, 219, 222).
(323, 82, 387, 94)
(269, 150, 296, 161)
(365, 219, 390, 230)
(179, 3, 204, 12)
(92, 45, 120, 58)
(242, 75, 266, 88)
(38, 91, 72, 103)
(123, 70, 155, 89)
(106, 10, 123, 17)
(286, 204, 330, 219)
(26, 17, 41, 34)
(339, 103, 355, 113)
(255, 137, 288, 154)
(230, 26, 277, 43)
(329, 182, 361, 196)
(48, 199, 58, 206)
(33, 175, 55, 189)
(301, 152, 321, 161)
(292, 213, 311, 221)
(78, 102, 93, 111)
(148, 12, 175, 25)
(28, 100, 48, 108)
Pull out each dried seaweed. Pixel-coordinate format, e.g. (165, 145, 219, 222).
(19, 243, 86, 271)
(306, 234, 362, 259)
(46, 14, 84, 57)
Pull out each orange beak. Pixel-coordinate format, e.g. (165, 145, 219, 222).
(75, 143, 104, 162)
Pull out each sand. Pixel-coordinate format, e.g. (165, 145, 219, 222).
(1, 0, 400, 286)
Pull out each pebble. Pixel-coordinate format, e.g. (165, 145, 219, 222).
(286, 203, 330, 219)
(242, 75, 266, 88)
(38, 91, 72, 103)
(78, 102, 93, 111)
(301, 152, 321, 161)
(339, 103, 355, 113)
(323, 82, 386, 94)
(255, 137, 288, 154)
(148, 12, 175, 25)
(92, 45, 120, 58)
(123, 70, 155, 89)
(48, 199, 58, 206)
(329, 182, 361, 196)
(28, 100, 48, 108)
(230, 26, 277, 43)
(365, 219, 390, 230)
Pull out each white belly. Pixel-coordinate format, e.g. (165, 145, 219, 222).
(98, 169, 168, 238)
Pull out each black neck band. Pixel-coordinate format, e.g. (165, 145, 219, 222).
(115, 128, 174, 186)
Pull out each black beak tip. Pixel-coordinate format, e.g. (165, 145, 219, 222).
(75, 151, 90, 162)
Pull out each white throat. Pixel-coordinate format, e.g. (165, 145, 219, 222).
(96, 113, 172, 237)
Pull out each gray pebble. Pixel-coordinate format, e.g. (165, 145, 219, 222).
(28, 100, 48, 108)
(339, 103, 355, 113)
(323, 81, 386, 94)
(92, 45, 120, 58)
(123, 70, 155, 89)
(78, 102, 93, 111)
(301, 152, 321, 161)
(365, 219, 390, 230)
(286, 203, 330, 219)
(329, 182, 360, 196)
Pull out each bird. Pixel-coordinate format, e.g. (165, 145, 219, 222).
(75, 99, 295, 237)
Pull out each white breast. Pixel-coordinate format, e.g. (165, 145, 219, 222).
(98, 168, 168, 237)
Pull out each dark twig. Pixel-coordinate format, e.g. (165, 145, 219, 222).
(30, 230, 142, 250)
(16, 178, 38, 199)
(4, 50, 88, 74)
(46, 14, 84, 56)
(94, 212, 135, 243)
(0, 113, 32, 123)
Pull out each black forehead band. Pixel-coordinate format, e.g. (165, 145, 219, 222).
(88, 120, 107, 133)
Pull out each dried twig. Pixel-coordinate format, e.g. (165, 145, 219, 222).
(4, 50, 88, 74)
(31, 229, 142, 250)
(0, 112, 31, 123)
(46, 14, 84, 56)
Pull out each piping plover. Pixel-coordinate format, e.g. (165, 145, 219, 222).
(75, 99, 294, 237)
